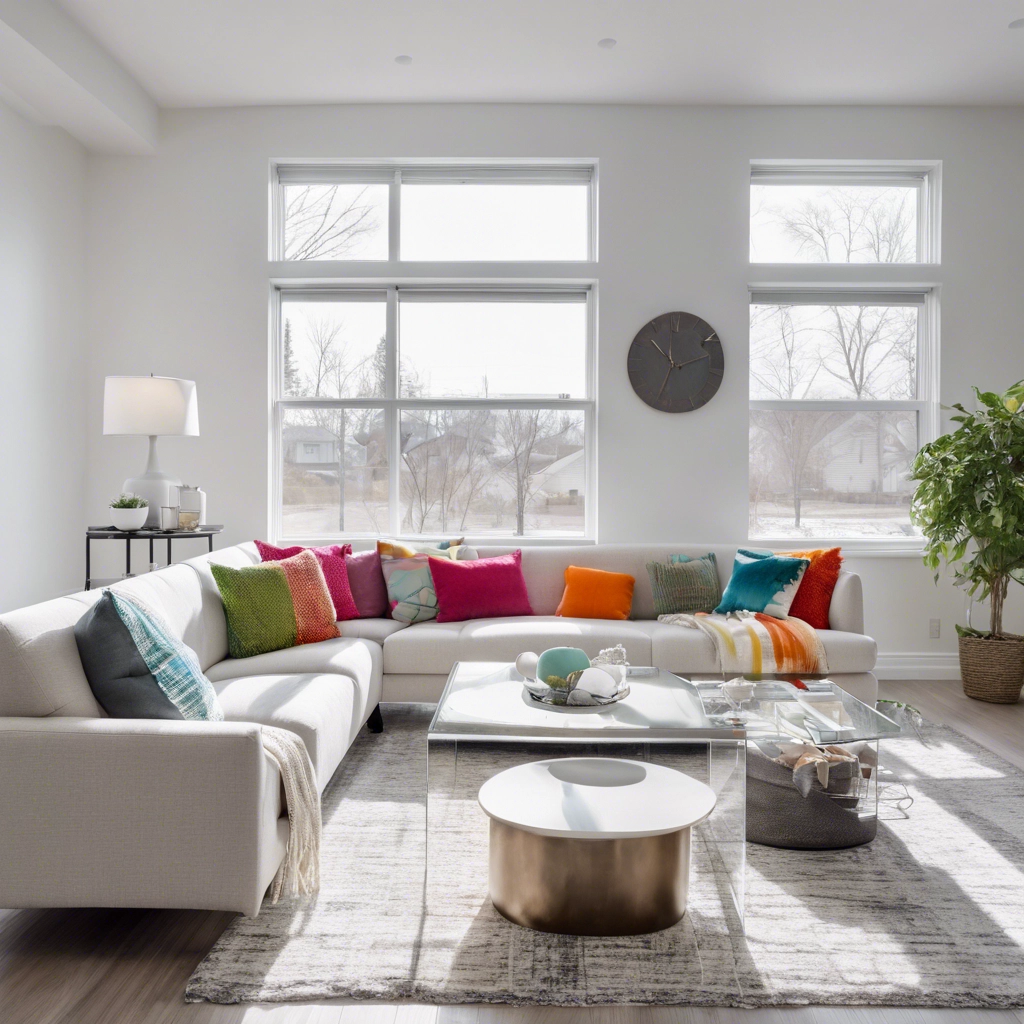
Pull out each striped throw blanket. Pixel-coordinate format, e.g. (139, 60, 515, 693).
(658, 611, 828, 677)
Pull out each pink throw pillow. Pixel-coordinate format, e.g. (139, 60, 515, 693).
(429, 550, 533, 623)
(254, 540, 359, 621)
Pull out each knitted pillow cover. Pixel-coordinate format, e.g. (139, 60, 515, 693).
(780, 547, 843, 629)
(74, 590, 223, 720)
(715, 549, 810, 620)
(254, 540, 359, 621)
(647, 553, 721, 616)
(211, 549, 340, 659)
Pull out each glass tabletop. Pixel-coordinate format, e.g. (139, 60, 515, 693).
(692, 678, 901, 744)
(428, 662, 746, 742)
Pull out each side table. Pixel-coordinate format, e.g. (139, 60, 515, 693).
(85, 526, 224, 591)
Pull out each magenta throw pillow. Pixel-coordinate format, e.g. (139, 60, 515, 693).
(429, 550, 533, 623)
(344, 549, 390, 619)
(254, 540, 359, 621)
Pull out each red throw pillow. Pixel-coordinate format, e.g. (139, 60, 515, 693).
(429, 550, 533, 623)
(781, 547, 843, 629)
(254, 540, 359, 621)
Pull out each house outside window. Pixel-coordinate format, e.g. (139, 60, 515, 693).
(748, 161, 941, 541)
(271, 163, 596, 541)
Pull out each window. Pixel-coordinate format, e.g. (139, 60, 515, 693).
(748, 158, 940, 541)
(750, 162, 940, 264)
(272, 164, 596, 541)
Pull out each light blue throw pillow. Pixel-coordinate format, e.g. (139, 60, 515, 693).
(110, 592, 224, 720)
(714, 549, 810, 620)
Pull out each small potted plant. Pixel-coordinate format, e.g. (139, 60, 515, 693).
(109, 492, 149, 532)
(911, 381, 1024, 703)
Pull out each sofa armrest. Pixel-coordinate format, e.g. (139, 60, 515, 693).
(828, 570, 864, 634)
(0, 717, 283, 917)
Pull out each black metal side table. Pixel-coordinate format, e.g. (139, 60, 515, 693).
(85, 526, 224, 591)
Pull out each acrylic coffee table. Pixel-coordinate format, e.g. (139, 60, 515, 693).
(427, 662, 749, 927)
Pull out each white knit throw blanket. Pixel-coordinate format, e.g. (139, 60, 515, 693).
(260, 726, 322, 903)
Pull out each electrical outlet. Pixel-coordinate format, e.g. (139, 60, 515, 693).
(929, 618, 941, 639)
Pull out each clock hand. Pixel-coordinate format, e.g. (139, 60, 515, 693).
(656, 364, 674, 400)
(649, 338, 671, 361)
(674, 352, 710, 369)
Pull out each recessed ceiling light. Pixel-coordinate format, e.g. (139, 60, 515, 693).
(395, 54, 413, 65)
(597, 38, 617, 49)
(1010, 17, 1024, 28)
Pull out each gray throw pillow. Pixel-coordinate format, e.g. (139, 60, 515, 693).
(646, 554, 722, 616)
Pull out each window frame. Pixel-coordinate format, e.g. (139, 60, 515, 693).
(271, 162, 597, 263)
(749, 160, 942, 265)
(747, 159, 942, 548)
(271, 283, 597, 544)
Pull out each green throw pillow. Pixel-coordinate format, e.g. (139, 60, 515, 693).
(647, 553, 721, 615)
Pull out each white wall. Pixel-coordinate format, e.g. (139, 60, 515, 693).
(83, 103, 1024, 666)
(0, 99, 88, 611)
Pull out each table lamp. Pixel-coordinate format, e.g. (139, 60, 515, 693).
(103, 375, 200, 527)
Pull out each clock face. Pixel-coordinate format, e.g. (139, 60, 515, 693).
(627, 311, 724, 412)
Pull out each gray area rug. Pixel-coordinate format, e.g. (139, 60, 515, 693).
(186, 705, 1024, 1008)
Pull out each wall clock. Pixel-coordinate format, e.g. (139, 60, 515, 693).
(627, 311, 724, 412)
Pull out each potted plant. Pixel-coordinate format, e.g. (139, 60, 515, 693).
(109, 492, 149, 532)
(911, 381, 1024, 703)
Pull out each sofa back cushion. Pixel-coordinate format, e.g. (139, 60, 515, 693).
(0, 592, 105, 718)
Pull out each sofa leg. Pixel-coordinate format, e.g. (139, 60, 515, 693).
(367, 704, 384, 734)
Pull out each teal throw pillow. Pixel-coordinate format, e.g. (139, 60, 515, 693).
(715, 549, 810, 620)
(648, 553, 721, 615)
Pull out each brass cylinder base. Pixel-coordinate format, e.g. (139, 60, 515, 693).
(487, 818, 690, 935)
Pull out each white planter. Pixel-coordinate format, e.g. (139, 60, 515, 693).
(109, 505, 149, 531)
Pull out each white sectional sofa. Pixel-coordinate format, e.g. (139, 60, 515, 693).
(0, 541, 874, 917)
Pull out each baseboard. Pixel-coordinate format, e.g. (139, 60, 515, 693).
(875, 652, 961, 680)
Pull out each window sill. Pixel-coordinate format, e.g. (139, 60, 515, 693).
(749, 537, 926, 558)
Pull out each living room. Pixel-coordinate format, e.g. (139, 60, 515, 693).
(2, 2, 1024, 1022)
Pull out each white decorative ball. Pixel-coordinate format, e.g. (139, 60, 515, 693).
(515, 652, 540, 680)
(573, 666, 620, 699)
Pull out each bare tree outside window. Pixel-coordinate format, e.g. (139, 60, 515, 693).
(283, 184, 389, 261)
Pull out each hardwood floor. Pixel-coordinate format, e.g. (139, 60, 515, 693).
(2, 681, 1022, 1024)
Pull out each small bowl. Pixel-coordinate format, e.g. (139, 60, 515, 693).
(109, 505, 149, 531)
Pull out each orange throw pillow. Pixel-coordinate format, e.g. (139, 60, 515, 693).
(781, 547, 843, 629)
(555, 565, 635, 620)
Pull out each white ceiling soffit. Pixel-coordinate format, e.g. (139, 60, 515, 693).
(0, 0, 156, 153)
(55, 0, 1024, 108)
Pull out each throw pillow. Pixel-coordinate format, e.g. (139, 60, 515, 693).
(380, 553, 440, 624)
(344, 549, 390, 618)
(430, 550, 534, 623)
(378, 539, 479, 561)
(780, 547, 843, 629)
(647, 554, 721, 615)
(555, 565, 635, 620)
(210, 549, 340, 659)
(715, 549, 810, 619)
(254, 540, 359, 621)
(74, 591, 223, 720)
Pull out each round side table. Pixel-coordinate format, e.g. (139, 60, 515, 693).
(478, 757, 716, 936)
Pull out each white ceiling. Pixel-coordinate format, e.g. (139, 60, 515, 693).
(57, 0, 1024, 108)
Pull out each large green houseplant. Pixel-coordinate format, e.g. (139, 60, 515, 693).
(910, 380, 1024, 702)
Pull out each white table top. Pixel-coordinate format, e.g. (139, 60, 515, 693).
(477, 757, 717, 839)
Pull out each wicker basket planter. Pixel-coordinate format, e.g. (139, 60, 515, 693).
(959, 634, 1024, 703)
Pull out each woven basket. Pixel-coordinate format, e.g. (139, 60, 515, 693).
(959, 634, 1024, 703)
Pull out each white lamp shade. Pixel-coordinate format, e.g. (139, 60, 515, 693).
(103, 376, 199, 436)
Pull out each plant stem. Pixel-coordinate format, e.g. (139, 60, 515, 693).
(991, 574, 1007, 636)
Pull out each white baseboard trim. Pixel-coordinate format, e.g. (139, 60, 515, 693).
(875, 652, 961, 680)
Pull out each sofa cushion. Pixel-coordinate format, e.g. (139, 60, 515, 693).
(817, 630, 878, 674)
(213, 671, 374, 793)
(382, 616, 655, 676)
(337, 617, 407, 643)
(0, 592, 103, 718)
(206, 635, 381, 689)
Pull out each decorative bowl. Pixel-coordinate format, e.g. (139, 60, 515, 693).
(109, 506, 149, 531)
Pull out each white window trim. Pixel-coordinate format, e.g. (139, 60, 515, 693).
(747, 284, 939, 550)
(271, 284, 597, 544)
(750, 159, 942, 265)
(271, 161, 598, 263)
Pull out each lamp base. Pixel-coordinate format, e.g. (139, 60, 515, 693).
(123, 471, 181, 528)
